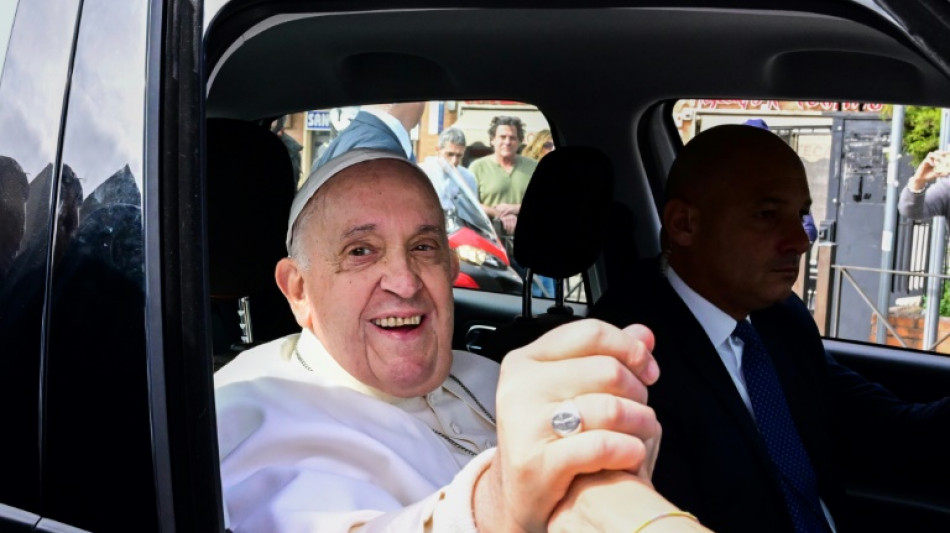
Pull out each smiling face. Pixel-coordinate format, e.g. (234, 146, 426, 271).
(665, 126, 812, 320)
(277, 159, 459, 397)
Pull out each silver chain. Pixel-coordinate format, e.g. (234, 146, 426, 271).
(448, 373, 496, 424)
(295, 348, 314, 372)
(293, 348, 495, 456)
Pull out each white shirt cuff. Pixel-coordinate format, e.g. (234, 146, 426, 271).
(431, 448, 495, 532)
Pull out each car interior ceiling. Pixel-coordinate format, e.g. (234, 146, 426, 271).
(203, 2, 950, 358)
(205, 6, 950, 118)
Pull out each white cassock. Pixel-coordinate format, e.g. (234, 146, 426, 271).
(215, 328, 500, 533)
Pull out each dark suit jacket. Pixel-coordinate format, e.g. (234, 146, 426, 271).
(591, 258, 950, 533)
(313, 111, 407, 169)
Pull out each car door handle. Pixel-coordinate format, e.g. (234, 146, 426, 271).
(465, 324, 496, 354)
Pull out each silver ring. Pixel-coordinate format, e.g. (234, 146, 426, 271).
(551, 400, 583, 437)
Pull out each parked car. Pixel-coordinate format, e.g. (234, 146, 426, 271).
(1, 1, 949, 531)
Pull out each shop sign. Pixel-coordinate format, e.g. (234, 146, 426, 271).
(306, 110, 332, 131)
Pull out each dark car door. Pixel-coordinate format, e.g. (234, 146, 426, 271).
(0, 0, 221, 531)
(0, 0, 82, 529)
(37, 1, 158, 531)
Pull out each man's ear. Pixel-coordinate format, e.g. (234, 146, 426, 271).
(275, 258, 312, 329)
(663, 198, 697, 247)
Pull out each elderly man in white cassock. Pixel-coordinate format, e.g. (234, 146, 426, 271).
(214, 148, 709, 533)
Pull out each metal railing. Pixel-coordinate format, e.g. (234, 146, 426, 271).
(816, 247, 950, 350)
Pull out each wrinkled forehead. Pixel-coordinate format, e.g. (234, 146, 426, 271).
(494, 125, 520, 138)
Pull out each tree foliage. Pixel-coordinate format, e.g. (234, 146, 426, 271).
(880, 105, 942, 167)
(878, 105, 940, 167)
(903, 106, 941, 167)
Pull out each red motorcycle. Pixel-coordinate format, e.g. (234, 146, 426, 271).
(442, 169, 523, 294)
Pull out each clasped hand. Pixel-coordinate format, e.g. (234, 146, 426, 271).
(472, 319, 662, 532)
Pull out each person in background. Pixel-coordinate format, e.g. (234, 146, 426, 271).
(215, 148, 709, 533)
(272, 116, 304, 185)
(515, 127, 558, 296)
(469, 115, 537, 236)
(419, 127, 478, 210)
(898, 149, 950, 221)
(312, 102, 426, 169)
(802, 212, 818, 242)
(522, 129, 555, 161)
(469, 117, 559, 296)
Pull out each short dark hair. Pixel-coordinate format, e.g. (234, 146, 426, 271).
(488, 116, 524, 142)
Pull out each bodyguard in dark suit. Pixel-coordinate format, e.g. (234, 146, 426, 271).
(592, 125, 950, 533)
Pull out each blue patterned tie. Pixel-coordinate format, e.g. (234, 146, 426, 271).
(733, 320, 831, 533)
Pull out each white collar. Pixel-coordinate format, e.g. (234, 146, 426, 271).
(666, 267, 745, 348)
(295, 327, 407, 403)
(295, 328, 481, 418)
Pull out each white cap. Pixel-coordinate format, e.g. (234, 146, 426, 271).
(286, 148, 413, 253)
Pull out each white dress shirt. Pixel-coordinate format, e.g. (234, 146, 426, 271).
(215, 328, 499, 533)
(666, 267, 754, 412)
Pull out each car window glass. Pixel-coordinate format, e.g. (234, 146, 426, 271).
(40, 0, 155, 529)
(293, 101, 585, 303)
(0, 0, 79, 516)
(0, 1, 16, 74)
(672, 99, 949, 354)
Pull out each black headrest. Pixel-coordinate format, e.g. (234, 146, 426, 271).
(207, 119, 296, 296)
(514, 146, 614, 279)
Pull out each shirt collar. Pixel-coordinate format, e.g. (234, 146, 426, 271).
(295, 328, 470, 415)
(295, 327, 406, 404)
(666, 267, 745, 347)
(361, 107, 413, 159)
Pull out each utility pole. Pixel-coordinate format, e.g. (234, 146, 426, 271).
(923, 109, 950, 348)
(877, 106, 903, 343)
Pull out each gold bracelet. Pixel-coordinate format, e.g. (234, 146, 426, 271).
(632, 510, 700, 533)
